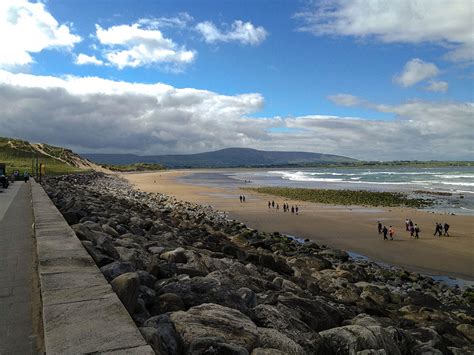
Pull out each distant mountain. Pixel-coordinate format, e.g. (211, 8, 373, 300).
(84, 148, 357, 168)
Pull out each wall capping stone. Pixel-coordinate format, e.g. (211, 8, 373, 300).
(31, 181, 153, 354)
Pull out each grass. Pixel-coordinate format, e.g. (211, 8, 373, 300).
(101, 162, 165, 172)
(0, 137, 85, 175)
(244, 186, 432, 208)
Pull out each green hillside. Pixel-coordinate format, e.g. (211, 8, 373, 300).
(0, 137, 91, 175)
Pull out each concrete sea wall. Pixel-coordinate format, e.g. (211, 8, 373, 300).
(31, 180, 153, 354)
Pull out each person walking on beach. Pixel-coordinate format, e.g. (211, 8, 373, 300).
(295, 205, 299, 215)
(268, 201, 271, 209)
(405, 219, 410, 231)
(272, 200, 275, 208)
(240, 195, 243, 203)
(382, 226, 388, 240)
(276, 203, 279, 211)
(389, 226, 394, 240)
(377, 221, 382, 234)
(242, 195, 245, 202)
(291, 206, 295, 214)
(409, 224, 415, 238)
(443, 223, 450, 237)
(414, 224, 420, 239)
(434, 223, 442, 237)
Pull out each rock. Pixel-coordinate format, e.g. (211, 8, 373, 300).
(360, 285, 390, 307)
(139, 285, 156, 308)
(137, 270, 157, 288)
(100, 261, 135, 281)
(456, 324, 474, 343)
(158, 276, 249, 314)
(82, 241, 115, 267)
(152, 293, 185, 315)
(333, 286, 361, 305)
(319, 325, 402, 355)
(252, 303, 329, 353)
(406, 291, 442, 309)
(141, 314, 182, 355)
(237, 287, 257, 309)
(161, 247, 188, 264)
(251, 348, 286, 355)
(257, 327, 305, 355)
(102, 223, 120, 238)
(115, 246, 146, 269)
(318, 248, 349, 261)
(170, 303, 259, 351)
(111, 272, 140, 314)
(275, 293, 343, 332)
(287, 256, 332, 272)
(188, 336, 249, 355)
(149, 246, 165, 255)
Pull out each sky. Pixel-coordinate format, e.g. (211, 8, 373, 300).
(0, 0, 472, 160)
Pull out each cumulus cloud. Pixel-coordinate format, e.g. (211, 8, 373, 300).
(0, 70, 267, 154)
(95, 23, 196, 69)
(424, 80, 448, 93)
(295, 0, 474, 62)
(0, 70, 471, 160)
(394, 58, 440, 87)
(196, 20, 267, 45)
(0, 0, 81, 68)
(75, 53, 104, 66)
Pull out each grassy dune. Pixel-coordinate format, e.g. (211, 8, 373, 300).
(101, 163, 166, 172)
(0, 137, 85, 175)
(245, 186, 432, 208)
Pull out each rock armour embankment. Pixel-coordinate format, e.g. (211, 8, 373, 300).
(43, 173, 474, 354)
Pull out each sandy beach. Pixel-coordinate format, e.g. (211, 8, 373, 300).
(123, 170, 474, 281)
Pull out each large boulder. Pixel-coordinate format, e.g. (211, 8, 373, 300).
(257, 327, 305, 355)
(252, 303, 329, 354)
(111, 272, 140, 313)
(100, 261, 134, 281)
(141, 314, 182, 355)
(170, 303, 259, 352)
(158, 276, 249, 314)
(160, 247, 188, 264)
(188, 336, 249, 355)
(319, 325, 403, 355)
(457, 324, 474, 343)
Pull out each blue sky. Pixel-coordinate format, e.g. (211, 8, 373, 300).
(0, 0, 472, 159)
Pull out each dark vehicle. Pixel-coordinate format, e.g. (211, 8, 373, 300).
(0, 163, 8, 188)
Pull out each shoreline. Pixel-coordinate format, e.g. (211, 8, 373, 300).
(123, 169, 474, 281)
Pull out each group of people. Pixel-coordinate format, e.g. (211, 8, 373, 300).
(434, 222, 450, 237)
(239, 195, 246, 203)
(405, 219, 420, 239)
(267, 200, 299, 214)
(377, 222, 396, 240)
(378, 219, 452, 241)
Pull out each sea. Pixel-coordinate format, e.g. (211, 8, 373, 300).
(181, 166, 474, 215)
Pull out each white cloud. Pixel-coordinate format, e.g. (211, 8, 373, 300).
(138, 13, 193, 29)
(196, 20, 267, 46)
(0, 0, 81, 68)
(95, 23, 196, 69)
(394, 58, 440, 87)
(75, 53, 104, 66)
(295, 0, 474, 62)
(425, 80, 448, 93)
(0, 70, 471, 160)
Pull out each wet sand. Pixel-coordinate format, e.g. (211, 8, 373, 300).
(123, 170, 474, 280)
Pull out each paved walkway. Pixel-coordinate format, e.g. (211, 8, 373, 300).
(0, 182, 42, 354)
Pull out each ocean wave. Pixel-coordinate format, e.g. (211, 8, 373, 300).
(434, 174, 474, 179)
